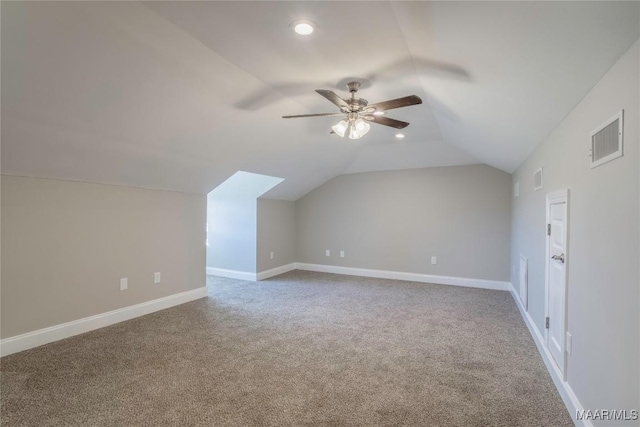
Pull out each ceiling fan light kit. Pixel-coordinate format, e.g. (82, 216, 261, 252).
(331, 119, 349, 137)
(283, 81, 422, 139)
(331, 113, 371, 140)
(351, 119, 371, 139)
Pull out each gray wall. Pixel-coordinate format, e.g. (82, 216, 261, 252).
(1, 176, 206, 339)
(296, 164, 512, 281)
(511, 40, 639, 423)
(257, 199, 296, 272)
(206, 194, 256, 273)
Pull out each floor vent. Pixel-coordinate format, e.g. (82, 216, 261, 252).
(534, 167, 543, 191)
(590, 110, 623, 168)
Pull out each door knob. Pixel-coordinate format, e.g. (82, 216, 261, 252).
(551, 253, 565, 263)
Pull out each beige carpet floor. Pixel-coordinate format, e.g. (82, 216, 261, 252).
(1, 270, 572, 426)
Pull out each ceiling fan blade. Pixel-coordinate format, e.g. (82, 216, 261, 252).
(315, 90, 350, 111)
(366, 116, 410, 129)
(367, 95, 422, 113)
(282, 113, 345, 119)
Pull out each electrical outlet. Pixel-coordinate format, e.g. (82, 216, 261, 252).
(325, 250, 330, 257)
(270, 251, 274, 260)
(120, 278, 128, 291)
(340, 250, 345, 258)
(154, 272, 161, 284)
(431, 256, 437, 265)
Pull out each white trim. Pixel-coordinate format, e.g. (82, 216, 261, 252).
(206, 264, 297, 282)
(294, 263, 510, 291)
(509, 284, 591, 427)
(519, 254, 528, 310)
(256, 263, 296, 281)
(206, 267, 256, 281)
(0, 287, 208, 357)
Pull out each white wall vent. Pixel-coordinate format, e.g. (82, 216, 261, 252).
(590, 110, 623, 169)
(533, 167, 543, 191)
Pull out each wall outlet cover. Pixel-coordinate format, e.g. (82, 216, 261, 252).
(431, 256, 437, 265)
(270, 251, 274, 260)
(120, 278, 128, 291)
(154, 272, 161, 284)
(340, 251, 345, 258)
(325, 250, 330, 257)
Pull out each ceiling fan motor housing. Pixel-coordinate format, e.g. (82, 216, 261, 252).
(348, 98, 368, 112)
(347, 81, 361, 93)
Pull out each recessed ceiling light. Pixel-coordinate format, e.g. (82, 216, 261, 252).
(395, 133, 405, 139)
(291, 20, 314, 36)
(373, 111, 385, 116)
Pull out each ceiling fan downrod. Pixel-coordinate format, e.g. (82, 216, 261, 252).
(346, 81, 368, 112)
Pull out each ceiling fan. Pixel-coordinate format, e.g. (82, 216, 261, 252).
(282, 81, 422, 139)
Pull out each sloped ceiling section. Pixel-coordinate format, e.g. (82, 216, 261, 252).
(2, 2, 638, 200)
(209, 171, 284, 199)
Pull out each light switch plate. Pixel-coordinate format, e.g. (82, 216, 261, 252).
(325, 250, 330, 257)
(120, 278, 128, 291)
(431, 256, 437, 265)
(154, 272, 161, 284)
(340, 250, 345, 258)
(270, 251, 274, 260)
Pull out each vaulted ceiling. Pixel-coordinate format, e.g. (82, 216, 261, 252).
(2, 1, 638, 200)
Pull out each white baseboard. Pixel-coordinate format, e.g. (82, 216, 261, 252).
(256, 263, 296, 281)
(509, 284, 590, 427)
(207, 263, 509, 292)
(206, 267, 256, 281)
(0, 287, 208, 358)
(294, 263, 510, 291)
(207, 264, 296, 282)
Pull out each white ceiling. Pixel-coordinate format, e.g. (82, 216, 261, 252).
(2, 1, 638, 200)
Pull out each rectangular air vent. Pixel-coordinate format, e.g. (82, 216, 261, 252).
(534, 167, 543, 191)
(590, 110, 623, 169)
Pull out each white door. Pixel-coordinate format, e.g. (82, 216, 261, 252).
(546, 190, 568, 376)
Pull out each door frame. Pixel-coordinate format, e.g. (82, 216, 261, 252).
(544, 189, 570, 379)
